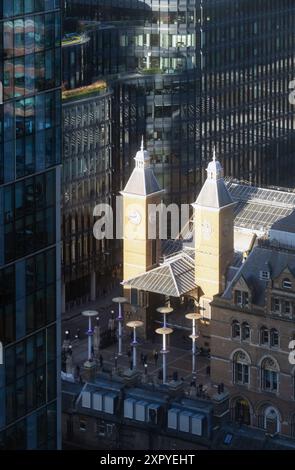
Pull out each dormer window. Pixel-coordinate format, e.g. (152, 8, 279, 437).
(260, 270, 270, 281)
(283, 278, 292, 289)
(235, 290, 249, 307)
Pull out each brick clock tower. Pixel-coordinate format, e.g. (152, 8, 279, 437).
(193, 150, 235, 322)
(121, 139, 164, 311)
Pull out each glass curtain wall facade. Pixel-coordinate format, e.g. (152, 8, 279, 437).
(64, 0, 295, 200)
(62, 90, 115, 309)
(0, 1, 62, 449)
(200, 0, 295, 187)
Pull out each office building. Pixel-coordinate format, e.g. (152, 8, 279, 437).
(64, 0, 295, 203)
(0, 1, 62, 449)
(62, 83, 117, 311)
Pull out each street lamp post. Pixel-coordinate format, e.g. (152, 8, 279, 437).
(185, 313, 201, 379)
(82, 310, 98, 366)
(112, 297, 127, 356)
(127, 320, 143, 369)
(155, 327, 173, 384)
(156, 306, 173, 329)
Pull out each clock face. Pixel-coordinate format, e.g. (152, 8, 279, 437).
(201, 220, 212, 240)
(128, 210, 142, 225)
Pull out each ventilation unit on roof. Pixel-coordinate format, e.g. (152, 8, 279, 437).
(148, 404, 161, 425)
(124, 398, 136, 419)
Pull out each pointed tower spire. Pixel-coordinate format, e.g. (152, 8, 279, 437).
(193, 149, 233, 208)
(121, 139, 163, 197)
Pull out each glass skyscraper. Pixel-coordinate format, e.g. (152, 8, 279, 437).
(65, 0, 295, 204)
(0, 1, 62, 449)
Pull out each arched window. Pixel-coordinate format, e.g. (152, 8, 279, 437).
(233, 397, 251, 426)
(264, 407, 280, 434)
(241, 322, 250, 341)
(282, 278, 292, 289)
(260, 327, 269, 345)
(233, 351, 250, 385)
(270, 329, 279, 348)
(261, 357, 279, 392)
(232, 320, 240, 338)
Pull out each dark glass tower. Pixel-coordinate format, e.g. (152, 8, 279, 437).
(64, 0, 295, 200)
(0, 1, 62, 449)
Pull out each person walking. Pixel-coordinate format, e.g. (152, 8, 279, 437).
(154, 350, 159, 367)
(140, 352, 145, 366)
(99, 354, 103, 369)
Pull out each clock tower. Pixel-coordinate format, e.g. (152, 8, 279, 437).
(193, 150, 235, 314)
(121, 139, 164, 282)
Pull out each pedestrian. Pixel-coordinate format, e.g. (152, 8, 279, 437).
(206, 365, 211, 376)
(127, 349, 131, 359)
(173, 371, 178, 381)
(154, 351, 159, 366)
(91, 345, 94, 358)
(99, 354, 103, 368)
(144, 354, 148, 365)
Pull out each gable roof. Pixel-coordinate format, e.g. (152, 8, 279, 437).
(123, 250, 197, 297)
(223, 244, 295, 306)
(194, 177, 234, 209)
(121, 167, 163, 197)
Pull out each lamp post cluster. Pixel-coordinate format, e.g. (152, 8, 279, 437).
(79, 296, 200, 385)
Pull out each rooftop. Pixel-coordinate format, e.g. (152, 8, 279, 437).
(123, 249, 196, 297)
(223, 243, 295, 306)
